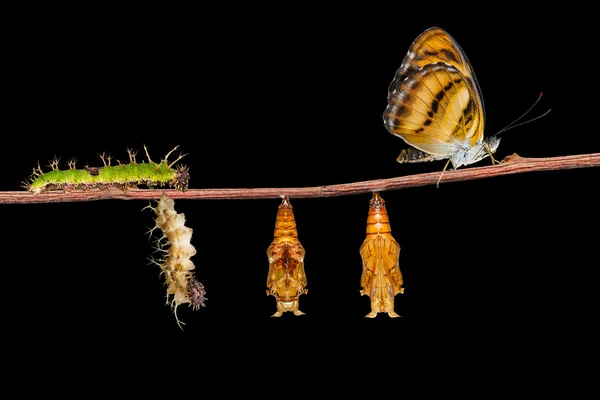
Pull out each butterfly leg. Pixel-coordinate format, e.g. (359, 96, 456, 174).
(436, 159, 452, 188)
(485, 144, 501, 165)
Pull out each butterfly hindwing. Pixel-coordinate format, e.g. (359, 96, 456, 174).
(383, 62, 483, 157)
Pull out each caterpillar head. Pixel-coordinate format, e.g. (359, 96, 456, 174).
(173, 165, 190, 192)
(187, 275, 207, 310)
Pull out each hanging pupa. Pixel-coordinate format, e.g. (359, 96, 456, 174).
(266, 196, 308, 317)
(359, 192, 404, 317)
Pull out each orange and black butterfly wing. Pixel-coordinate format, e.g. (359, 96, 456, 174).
(383, 27, 487, 158)
(383, 62, 484, 157)
(387, 27, 479, 103)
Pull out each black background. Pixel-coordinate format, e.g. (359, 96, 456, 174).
(3, 6, 599, 373)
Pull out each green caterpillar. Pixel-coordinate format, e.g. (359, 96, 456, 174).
(26, 145, 189, 194)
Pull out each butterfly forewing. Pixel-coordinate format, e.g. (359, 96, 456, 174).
(387, 27, 476, 100)
(384, 63, 483, 156)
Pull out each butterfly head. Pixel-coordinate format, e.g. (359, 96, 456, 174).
(485, 135, 501, 155)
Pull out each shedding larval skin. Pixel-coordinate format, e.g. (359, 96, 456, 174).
(151, 193, 206, 327)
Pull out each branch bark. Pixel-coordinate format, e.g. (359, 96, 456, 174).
(1, 153, 599, 204)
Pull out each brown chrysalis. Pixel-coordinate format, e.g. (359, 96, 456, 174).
(359, 192, 404, 317)
(266, 196, 307, 317)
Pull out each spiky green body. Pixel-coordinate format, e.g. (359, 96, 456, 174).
(28, 159, 189, 194)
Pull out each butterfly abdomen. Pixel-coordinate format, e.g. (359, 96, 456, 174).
(397, 147, 445, 164)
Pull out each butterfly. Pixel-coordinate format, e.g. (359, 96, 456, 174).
(382, 27, 500, 182)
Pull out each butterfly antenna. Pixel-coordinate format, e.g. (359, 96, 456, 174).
(494, 92, 551, 137)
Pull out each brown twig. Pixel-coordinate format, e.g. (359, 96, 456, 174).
(1, 153, 598, 204)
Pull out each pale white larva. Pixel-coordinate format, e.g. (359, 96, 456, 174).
(147, 193, 206, 328)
